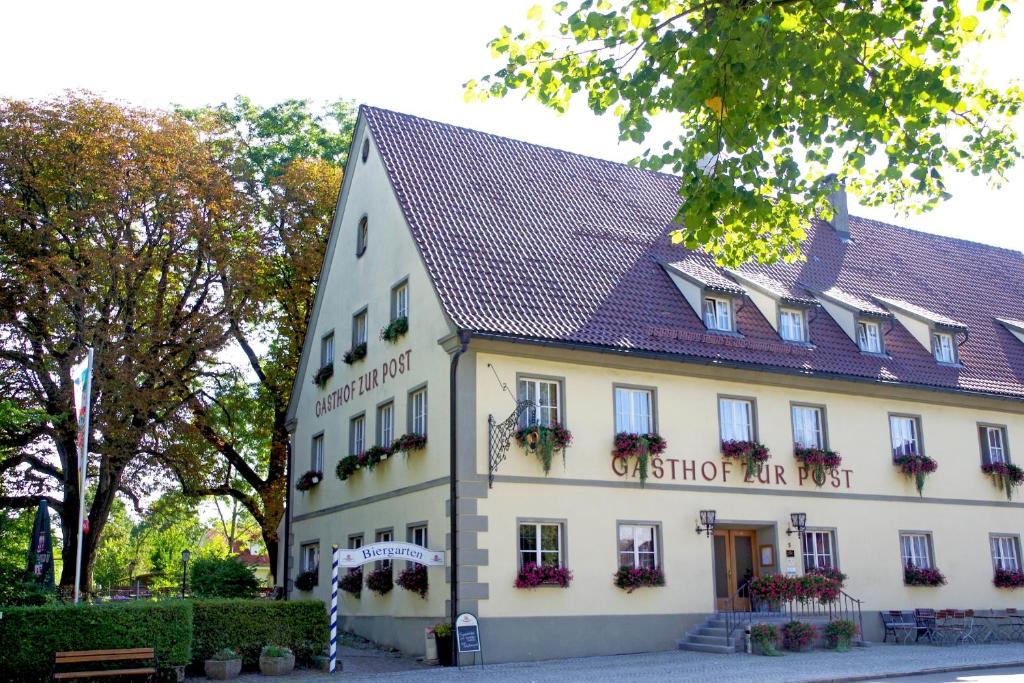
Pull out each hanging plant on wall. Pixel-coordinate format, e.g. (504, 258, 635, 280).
(366, 566, 394, 595)
(793, 447, 842, 486)
(894, 454, 938, 496)
(391, 433, 427, 454)
(395, 563, 428, 598)
(343, 342, 368, 365)
(612, 433, 667, 486)
(981, 462, 1024, 501)
(903, 564, 946, 587)
(380, 316, 409, 343)
(721, 440, 771, 478)
(514, 422, 573, 475)
(295, 470, 323, 492)
(339, 568, 363, 597)
(994, 568, 1024, 589)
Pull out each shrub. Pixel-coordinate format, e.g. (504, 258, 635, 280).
(749, 623, 780, 656)
(260, 645, 293, 658)
(514, 563, 573, 589)
(0, 563, 57, 606)
(366, 566, 393, 595)
(339, 569, 362, 596)
(190, 557, 259, 599)
(396, 564, 429, 598)
(0, 600, 192, 682)
(209, 648, 240, 661)
(782, 620, 815, 651)
(613, 565, 665, 593)
(191, 599, 327, 670)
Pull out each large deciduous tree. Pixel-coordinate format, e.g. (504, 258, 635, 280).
(470, 0, 1023, 265)
(160, 98, 351, 581)
(0, 93, 240, 591)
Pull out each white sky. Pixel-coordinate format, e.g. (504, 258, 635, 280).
(4, 0, 1022, 253)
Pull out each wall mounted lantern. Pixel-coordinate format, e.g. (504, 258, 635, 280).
(786, 512, 808, 536)
(695, 510, 717, 537)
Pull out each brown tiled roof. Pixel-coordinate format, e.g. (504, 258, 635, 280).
(363, 106, 1024, 400)
(874, 296, 968, 330)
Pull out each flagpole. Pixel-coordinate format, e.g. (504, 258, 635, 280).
(73, 347, 94, 604)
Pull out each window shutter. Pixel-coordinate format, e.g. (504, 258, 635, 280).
(979, 426, 991, 466)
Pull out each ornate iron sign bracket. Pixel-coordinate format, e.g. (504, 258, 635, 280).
(487, 400, 533, 488)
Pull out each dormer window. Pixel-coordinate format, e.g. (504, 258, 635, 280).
(779, 308, 807, 343)
(932, 332, 956, 363)
(857, 320, 882, 353)
(703, 296, 733, 332)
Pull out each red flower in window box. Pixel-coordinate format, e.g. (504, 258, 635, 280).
(366, 566, 393, 595)
(396, 563, 429, 598)
(391, 432, 427, 454)
(993, 568, 1024, 589)
(295, 470, 323, 492)
(339, 568, 362, 596)
(903, 564, 946, 587)
(981, 462, 1024, 501)
(611, 432, 667, 486)
(721, 440, 771, 478)
(613, 565, 665, 593)
(894, 454, 938, 496)
(514, 422, 573, 475)
(514, 563, 573, 589)
(793, 447, 843, 487)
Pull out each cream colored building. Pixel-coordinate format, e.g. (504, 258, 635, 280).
(284, 106, 1024, 662)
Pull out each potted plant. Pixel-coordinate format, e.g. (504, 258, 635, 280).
(894, 454, 938, 495)
(396, 563, 428, 598)
(794, 446, 843, 486)
(982, 462, 1024, 500)
(994, 568, 1024, 588)
(204, 648, 242, 680)
(514, 422, 573, 475)
(612, 565, 665, 593)
(612, 432, 667, 486)
(258, 645, 295, 676)
(824, 619, 857, 652)
(362, 444, 392, 470)
(392, 432, 427, 454)
(343, 342, 368, 364)
(749, 623, 780, 656)
(904, 564, 946, 586)
(514, 562, 573, 589)
(380, 316, 409, 342)
(295, 470, 322, 492)
(431, 622, 453, 667)
(312, 363, 333, 387)
(294, 569, 317, 592)
(336, 455, 360, 481)
(339, 568, 363, 597)
(367, 566, 394, 595)
(781, 620, 815, 651)
(721, 440, 771, 478)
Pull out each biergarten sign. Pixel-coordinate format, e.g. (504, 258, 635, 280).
(612, 457, 855, 489)
(335, 541, 445, 568)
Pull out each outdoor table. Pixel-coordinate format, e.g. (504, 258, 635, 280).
(972, 615, 1005, 642)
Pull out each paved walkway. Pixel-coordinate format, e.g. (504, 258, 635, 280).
(210, 643, 1024, 682)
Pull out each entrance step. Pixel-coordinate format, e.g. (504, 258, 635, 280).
(677, 641, 736, 654)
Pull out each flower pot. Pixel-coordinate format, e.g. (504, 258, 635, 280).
(204, 658, 241, 680)
(834, 636, 851, 652)
(435, 634, 453, 667)
(259, 654, 295, 676)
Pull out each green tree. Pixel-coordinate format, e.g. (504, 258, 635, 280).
(91, 498, 136, 589)
(189, 556, 259, 598)
(470, 1, 1023, 265)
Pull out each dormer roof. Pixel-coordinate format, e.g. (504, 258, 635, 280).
(875, 296, 968, 331)
(728, 270, 817, 306)
(811, 287, 892, 318)
(661, 259, 745, 296)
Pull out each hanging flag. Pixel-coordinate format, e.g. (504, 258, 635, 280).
(70, 348, 94, 603)
(25, 500, 55, 587)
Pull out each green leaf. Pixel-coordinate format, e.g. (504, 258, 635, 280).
(960, 15, 980, 31)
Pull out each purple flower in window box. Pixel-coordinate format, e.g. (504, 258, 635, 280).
(904, 564, 946, 586)
(794, 447, 843, 486)
(612, 432, 667, 486)
(894, 454, 938, 496)
(396, 563, 429, 598)
(514, 563, 573, 589)
(981, 462, 1024, 501)
(994, 568, 1024, 589)
(613, 565, 664, 593)
(514, 422, 573, 475)
(721, 440, 771, 478)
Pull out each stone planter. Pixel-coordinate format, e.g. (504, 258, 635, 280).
(259, 653, 295, 676)
(204, 658, 242, 680)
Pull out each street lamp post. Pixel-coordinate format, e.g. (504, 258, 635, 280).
(181, 549, 191, 599)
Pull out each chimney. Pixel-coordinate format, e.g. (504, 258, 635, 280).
(824, 174, 850, 239)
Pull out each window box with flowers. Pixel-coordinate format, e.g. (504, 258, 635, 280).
(994, 568, 1024, 589)
(296, 470, 323, 492)
(514, 563, 573, 589)
(294, 570, 318, 592)
(339, 568, 362, 597)
(721, 440, 771, 479)
(894, 454, 938, 496)
(366, 566, 393, 595)
(612, 433, 667, 486)
(982, 462, 1024, 501)
(380, 316, 408, 343)
(361, 444, 392, 470)
(396, 563, 428, 598)
(904, 564, 946, 586)
(343, 342, 368, 365)
(794, 447, 842, 487)
(336, 455, 360, 481)
(515, 422, 573, 475)
(391, 432, 427, 454)
(312, 364, 333, 387)
(613, 565, 665, 593)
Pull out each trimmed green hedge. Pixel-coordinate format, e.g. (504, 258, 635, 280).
(192, 600, 328, 669)
(0, 600, 192, 682)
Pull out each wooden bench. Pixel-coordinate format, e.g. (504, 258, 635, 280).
(53, 648, 158, 681)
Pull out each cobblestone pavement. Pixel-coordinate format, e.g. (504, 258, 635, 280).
(228, 643, 1024, 683)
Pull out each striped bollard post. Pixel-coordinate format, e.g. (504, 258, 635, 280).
(330, 545, 339, 673)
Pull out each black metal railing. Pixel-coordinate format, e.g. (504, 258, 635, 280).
(723, 585, 864, 645)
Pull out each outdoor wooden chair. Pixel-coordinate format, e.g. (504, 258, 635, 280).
(913, 608, 939, 643)
(53, 648, 157, 681)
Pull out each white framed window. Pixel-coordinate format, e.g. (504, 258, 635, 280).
(933, 332, 956, 363)
(377, 402, 394, 447)
(409, 524, 428, 548)
(890, 415, 921, 457)
(703, 296, 733, 331)
(311, 433, 324, 472)
(391, 280, 409, 321)
(792, 405, 825, 449)
(350, 414, 365, 456)
(519, 377, 562, 427)
(719, 397, 754, 442)
(356, 216, 368, 257)
(320, 332, 334, 367)
(991, 535, 1021, 571)
(348, 534, 363, 550)
(614, 387, 654, 433)
(980, 425, 1008, 464)
(409, 387, 427, 435)
(802, 530, 836, 571)
(518, 521, 564, 569)
(857, 320, 882, 353)
(780, 308, 807, 342)
(301, 543, 319, 573)
(352, 309, 368, 347)
(375, 529, 393, 569)
(618, 523, 659, 569)
(900, 533, 933, 569)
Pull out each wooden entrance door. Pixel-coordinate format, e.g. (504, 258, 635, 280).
(713, 529, 758, 611)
